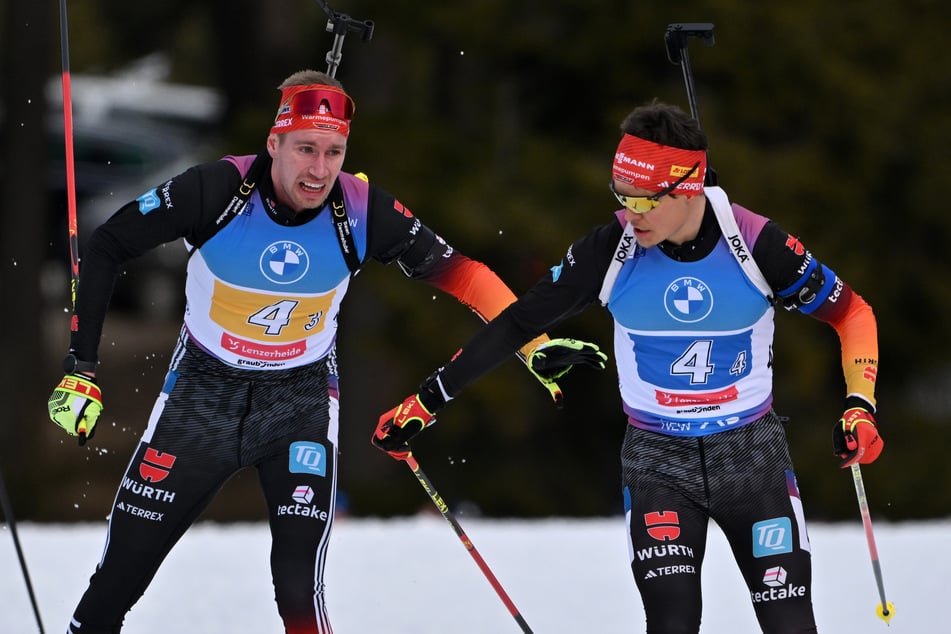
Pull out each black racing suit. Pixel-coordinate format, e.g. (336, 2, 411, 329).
(432, 198, 873, 633)
(65, 155, 523, 633)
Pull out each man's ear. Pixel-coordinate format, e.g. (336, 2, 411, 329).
(266, 133, 280, 158)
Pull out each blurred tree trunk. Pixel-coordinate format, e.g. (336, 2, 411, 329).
(209, 0, 313, 146)
(0, 0, 53, 514)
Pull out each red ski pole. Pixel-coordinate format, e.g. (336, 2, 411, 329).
(404, 454, 533, 633)
(850, 463, 894, 624)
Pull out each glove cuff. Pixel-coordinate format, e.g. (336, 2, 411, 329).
(418, 370, 449, 413)
(844, 395, 875, 414)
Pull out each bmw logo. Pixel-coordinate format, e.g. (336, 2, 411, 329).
(664, 276, 713, 323)
(260, 241, 310, 284)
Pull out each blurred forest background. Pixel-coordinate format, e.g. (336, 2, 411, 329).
(1, 0, 948, 523)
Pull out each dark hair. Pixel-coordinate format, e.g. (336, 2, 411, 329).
(620, 100, 707, 151)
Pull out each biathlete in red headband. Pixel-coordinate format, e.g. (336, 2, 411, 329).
(47, 68, 603, 634)
(374, 99, 881, 633)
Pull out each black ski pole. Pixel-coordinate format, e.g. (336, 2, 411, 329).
(0, 465, 45, 633)
(664, 23, 718, 186)
(312, 0, 374, 78)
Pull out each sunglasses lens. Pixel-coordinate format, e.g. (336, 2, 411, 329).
(292, 89, 355, 120)
(613, 192, 658, 214)
(631, 199, 654, 213)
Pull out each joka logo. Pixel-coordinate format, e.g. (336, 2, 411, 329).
(752, 517, 793, 558)
(138, 448, 177, 483)
(289, 442, 327, 477)
(292, 485, 314, 505)
(644, 511, 680, 542)
(260, 241, 310, 285)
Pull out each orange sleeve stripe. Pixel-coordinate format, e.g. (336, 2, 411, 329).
(428, 259, 549, 358)
(825, 291, 878, 407)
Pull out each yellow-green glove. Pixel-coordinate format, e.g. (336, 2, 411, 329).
(48, 374, 103, 445)
(528, 338, 608, 407)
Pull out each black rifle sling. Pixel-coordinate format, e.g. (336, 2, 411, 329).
(189, 149, 269, 252)
(189, 151, 360, 274)
(326, 179, 361, 274)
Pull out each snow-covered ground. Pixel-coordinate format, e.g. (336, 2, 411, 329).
(1, 517, 943, 633)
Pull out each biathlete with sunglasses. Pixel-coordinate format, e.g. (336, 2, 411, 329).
(45, 69, 601, 634)
(373, 100, 883, 633)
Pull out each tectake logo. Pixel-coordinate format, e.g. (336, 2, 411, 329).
(763, 566, 787, 587)
(664, 277, 713, 323)
(277, 485, 329, 521)
(292, 485, 314, 505)
(750, 566, 806, 603)
(260, 241, 310, 284)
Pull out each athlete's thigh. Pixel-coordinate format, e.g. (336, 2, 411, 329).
(73, 375, 243, 626)
(258, 437, 337, 577)
(707, 418, 816, 633)
(624, 477, 708, 633)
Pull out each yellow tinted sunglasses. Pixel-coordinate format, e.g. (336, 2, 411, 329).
(609, 161, 701, 214)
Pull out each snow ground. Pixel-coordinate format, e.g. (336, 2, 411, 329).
(1, 518, 944, 633)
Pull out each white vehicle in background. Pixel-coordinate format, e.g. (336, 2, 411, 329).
(45, 54, 224, 318)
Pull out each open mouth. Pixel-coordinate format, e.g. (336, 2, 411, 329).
(300, 181, 325, 194)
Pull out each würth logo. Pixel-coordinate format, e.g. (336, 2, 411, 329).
(644, 511, 680, 541)
(139, 448, 177, 483)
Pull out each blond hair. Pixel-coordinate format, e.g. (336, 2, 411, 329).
(278, 69, 343, 90)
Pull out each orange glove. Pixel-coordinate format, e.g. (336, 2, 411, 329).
(833, 405, 883, 467)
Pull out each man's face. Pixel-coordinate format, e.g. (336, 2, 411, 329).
(267, 129, 347, 212)
(612, 181, 701, 248)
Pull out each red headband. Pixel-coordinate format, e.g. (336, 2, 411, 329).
(271, 84, 355, 137)
(612, 134, 706, 194)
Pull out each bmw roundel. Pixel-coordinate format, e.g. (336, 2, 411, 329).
(664, 276, 714, 323)
(260, 241, 310, 284)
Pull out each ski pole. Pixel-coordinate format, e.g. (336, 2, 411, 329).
(0, 465, 45, 633)
(850, 463, 894, 624)
(664, 22, 718, 186)
(59, 0, 88, 447)
(312, 0, 374, 78)
(404, 453, 534, 633)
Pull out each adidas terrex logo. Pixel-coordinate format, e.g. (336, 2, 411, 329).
(643, 564, 696, 580)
